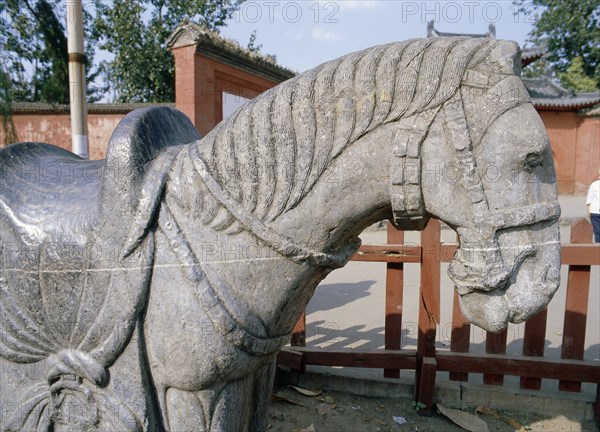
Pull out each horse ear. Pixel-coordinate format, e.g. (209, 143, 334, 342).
(488, 40, 522, 76)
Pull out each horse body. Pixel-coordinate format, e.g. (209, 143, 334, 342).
(0, 38, 561, 431)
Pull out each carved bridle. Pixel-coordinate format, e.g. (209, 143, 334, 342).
(188, 144, 362, 270)
(391, 74, 560, 294)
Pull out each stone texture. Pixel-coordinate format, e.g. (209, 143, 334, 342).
(0, 38, 560, 431)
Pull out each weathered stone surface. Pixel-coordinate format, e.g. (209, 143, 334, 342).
(0, 38, 560, 431)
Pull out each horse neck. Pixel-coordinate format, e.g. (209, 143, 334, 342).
(170, 127, 394, 335)
(267, 122, 396, 256)
(245, 126, 395, 333)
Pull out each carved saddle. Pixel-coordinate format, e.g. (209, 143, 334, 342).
(0, 107, 200, 431)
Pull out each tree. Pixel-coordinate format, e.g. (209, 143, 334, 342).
(559, 57, 599, 93)
(515, 0, 600, 90)
(247, 29, 277, 63)
(247, 30, 263, 53)
(0, 0, 103, 103)
(93, 0, 244, 103)
(1, 68, 19, 146)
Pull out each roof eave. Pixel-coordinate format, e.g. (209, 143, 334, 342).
(9, 102, 175, 115)
(167, 22, 296, 84)
(532, 100, 600, 111)
(195, 41, 295, 83)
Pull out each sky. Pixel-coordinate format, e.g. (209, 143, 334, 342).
(218, 0, 540, 74)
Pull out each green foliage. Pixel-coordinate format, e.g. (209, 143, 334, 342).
(94, 0, 244, 103)
(559, 57, 599, 92)
(515, 0, 600, 90)
(246, 29, 277, 63)
(33, 0, 69, 103)
(0, 0, 103, 103)
(247, 29, 262, 53)
(521, 57, 553, 79)
(411, 401, 427, 412)
(0, 67, 19, 145)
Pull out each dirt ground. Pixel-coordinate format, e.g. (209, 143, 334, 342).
(267, 387, 598, 432)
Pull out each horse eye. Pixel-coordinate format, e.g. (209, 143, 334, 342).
(524, 152, 542, 172)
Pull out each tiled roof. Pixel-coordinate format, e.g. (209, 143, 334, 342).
(521, 45, 546, 67)
(427, 20, 495, 39)
(426, 21, 546, 67)
(429, 29, 493, 38)
(167, 21, 295, 83)
(10, 102, 174, 114)
(522, 78, 600, 110)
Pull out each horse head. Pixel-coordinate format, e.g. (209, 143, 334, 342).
(413, 40, 560, 332)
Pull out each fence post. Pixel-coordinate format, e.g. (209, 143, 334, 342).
(292, 312, 306, 347)
(449, 291, 471, 382)
(520, 307, 548, 389)
(290, 312, 306, 373)
(384, 224, 405, 378)
(560, 219, 593, 392)
(415, 220, 440, 415)
(483, 329, 508, 385)
(450, 233, 471, 382)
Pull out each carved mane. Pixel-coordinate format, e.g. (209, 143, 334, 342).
(191, 37, 498, 232)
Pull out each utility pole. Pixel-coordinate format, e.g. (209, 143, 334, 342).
(66, 0, 89, 159)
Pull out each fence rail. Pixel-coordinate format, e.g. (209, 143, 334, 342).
(277, 219, 600, 423)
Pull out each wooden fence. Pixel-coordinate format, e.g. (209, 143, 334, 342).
(277, 219, 600, 422)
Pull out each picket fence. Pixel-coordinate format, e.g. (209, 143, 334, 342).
(277, 219, 600, 422)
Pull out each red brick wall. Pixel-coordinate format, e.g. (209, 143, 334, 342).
(574, 116, 600, 194)
(1, 113, 125, 160)
(172, 47, 279, 137)
(541, 111, 600, 195)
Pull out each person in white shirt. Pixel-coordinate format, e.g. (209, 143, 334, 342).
(587, 169, 600, 243)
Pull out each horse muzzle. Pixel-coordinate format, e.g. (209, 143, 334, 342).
(457, 258, 560, 333)
(449, 244, 536, 333)
(448, 206, 560, 332)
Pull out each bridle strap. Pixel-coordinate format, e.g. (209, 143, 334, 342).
(443, 75, 544, 227)
(389, 107, 440, 230)
(158, 203, 290, 356)
(487, 202, 561, 230)
(188, 145, 360, 270)
(464, 75, 533, 149)
(441, 75, 559, 290)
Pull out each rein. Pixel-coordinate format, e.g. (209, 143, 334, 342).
(158, 203, 290, 356)
(156, 145, 361, 357)
(188, 144, 361, 269)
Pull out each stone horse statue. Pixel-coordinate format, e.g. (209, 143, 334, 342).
(0, 38, 560, 431)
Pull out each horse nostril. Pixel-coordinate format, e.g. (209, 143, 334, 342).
(517, 244, 536, 261)
(481, 264, 510, 292)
